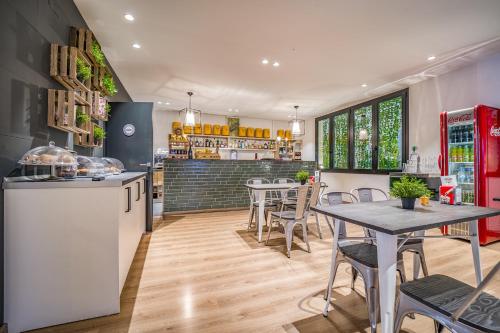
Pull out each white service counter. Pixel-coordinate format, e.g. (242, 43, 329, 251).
(3, 172, 147, 333)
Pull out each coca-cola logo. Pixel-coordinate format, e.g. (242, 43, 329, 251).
(448, 113, 472, 124)
(491, 125, 500, 137)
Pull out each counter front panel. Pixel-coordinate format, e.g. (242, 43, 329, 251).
(163, 160, 316, 213)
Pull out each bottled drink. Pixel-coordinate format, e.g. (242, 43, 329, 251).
(457, 145, 463, 162)
(450, 127, 456, 143)
(468, 144, 474, 162)
(463, 145, 469, 163)
(451, 146, 457, 162)
(461, 126, 468, 143)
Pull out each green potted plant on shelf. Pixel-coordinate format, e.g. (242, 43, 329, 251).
(102, 73, 117, 96)
(295, 170, 310, 185)
(76, 58, 92, 82)
(75, 107, 90, 127)
(105, 103, 111, 118)
(91, 41, 106, 67)
(93, 125, 106, 146)
(390, 175, 431, 210)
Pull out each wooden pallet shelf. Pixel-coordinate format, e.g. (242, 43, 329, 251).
(69, 27, 99, 66)
(50, 44, 91, 93)
(74, 123, 104, 148)
(90, 91, 109, 121)
(48, 89, 91, 134)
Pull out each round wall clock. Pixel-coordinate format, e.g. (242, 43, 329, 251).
(123, 124, 135, 137)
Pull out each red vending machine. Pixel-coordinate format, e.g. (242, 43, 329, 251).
(440, 105, 500, 245)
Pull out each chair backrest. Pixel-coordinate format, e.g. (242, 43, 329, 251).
(294, 185, 310, 219)
(351, 187, 388, 202)
(308, 181, 322, 208)
(274, 178, 296, 199)
(320, 192, 358, 240)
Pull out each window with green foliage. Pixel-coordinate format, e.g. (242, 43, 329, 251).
(378, 96, 403, 170)
(317, 118, 330, 169)
(333, 112, 349, 169)
(353, 105, 372, 169)
(315, 89, 408, 173)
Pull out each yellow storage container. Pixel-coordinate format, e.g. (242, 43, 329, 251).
(194, 124, 202, 134)
(277, 129, 284, 138)
(246, 127, 255, 137)
(213, 124, 221, 135)
(263, 128, 270, 138)
(285, 130, 292, 140)
(172, 121, 182, 131)
(183, 125, 193, 134)
(203, 124, 212, 135)
(255, 128, 263, 138)
(238, 127, 247, 137)
(221, 125, 229, 136)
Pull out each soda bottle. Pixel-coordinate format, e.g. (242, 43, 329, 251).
(457, 145, 463, 162)
(450, 127, 455, 143)
(451, 146, 456, 162)
(469, 144, 474, 162)
(463, 145, 469, 163)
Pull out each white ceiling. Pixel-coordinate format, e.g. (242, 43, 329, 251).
(75, 0, 500, 120)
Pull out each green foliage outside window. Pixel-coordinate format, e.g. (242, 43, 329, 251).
(354, 106, 372, 169)
(317, 119, 330, 169)
(333, 113, 348, 169)
(378, 97, 403, 169)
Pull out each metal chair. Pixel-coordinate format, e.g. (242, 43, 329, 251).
(351, 187, 429, 280)
(395, 262, 500, 333)
(321, 191, 407, 333)
(246, 178, 276, 231)
(265, 185, 311, 258)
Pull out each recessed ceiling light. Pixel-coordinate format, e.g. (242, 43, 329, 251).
(261, 59, 269, 65)
(234, 109, 239, 113)
(427, 55, 436, 61)
(165, 102, 170, 105)
(272, 61, 280, 67)
(228, 108, 232, 112)
(361, 83, 368, 88)
(132, 43, 141, 49)
(124, 14, 135, 21)
(157, 101, 162, 104)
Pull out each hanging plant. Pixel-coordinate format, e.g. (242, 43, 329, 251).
(93, 125, 106, 141)
(105, 103, 111, 115)
(102, 73, 117, 96)
(76, 58, 92, 81)
(75, 106, 90, 126)
(91, 41, 106, 67)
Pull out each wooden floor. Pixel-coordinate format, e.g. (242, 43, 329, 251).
(32, 210, 500, 333)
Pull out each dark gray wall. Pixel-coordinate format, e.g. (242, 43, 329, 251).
(0, 0, 132, 324)
(163, 160, 317, 212)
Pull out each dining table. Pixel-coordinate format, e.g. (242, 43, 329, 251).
(311, 200, 500, 333)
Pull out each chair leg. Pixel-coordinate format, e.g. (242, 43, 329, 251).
(365, 286, 378, 333)
(285, 222, 294, 258)
(301, 220, 311, 253)
(323, 258, 341, 301)
(398, 262, 407, 283)
(247, 206, 255, 230)
(315, 213, 323, 239)
(434, 321, 445, 333)
(419, 248, 429, 277)
(265, 217, 274, 245)
(351, 267, 358, 290)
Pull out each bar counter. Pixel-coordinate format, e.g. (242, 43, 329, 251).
(163, 159, 316, 213)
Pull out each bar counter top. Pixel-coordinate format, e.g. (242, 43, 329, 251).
(3, 172, 146, 189)
(163, 159, 316, 213)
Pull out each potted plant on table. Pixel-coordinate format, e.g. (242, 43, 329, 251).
(295, 170, 310, 185)
(390, 175, 431, 210)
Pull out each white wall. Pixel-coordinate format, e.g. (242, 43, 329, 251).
(152, 110, 310, 160)
(314, 52, 500, 193)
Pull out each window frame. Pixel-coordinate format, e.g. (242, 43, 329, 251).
(315, 88, 409, 175)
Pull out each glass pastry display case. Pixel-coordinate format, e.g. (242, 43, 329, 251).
(17, 141, 78, 180)
(101, 157, 125, 175)
(76, 156, 106, 177)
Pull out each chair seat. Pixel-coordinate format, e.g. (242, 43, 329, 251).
(280, 199, 297, 205)
(270, 211, 298, 220)
(402, 238, 423, 246)
(340, 243, 403, 268)
(401, 274, 500, 333)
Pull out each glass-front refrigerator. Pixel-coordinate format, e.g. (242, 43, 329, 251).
(439, 105, 500, 245)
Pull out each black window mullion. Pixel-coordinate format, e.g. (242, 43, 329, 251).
(329, 116, 334, 170)
(372, 101, 379, 171)
(348, 108, 354, 170)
